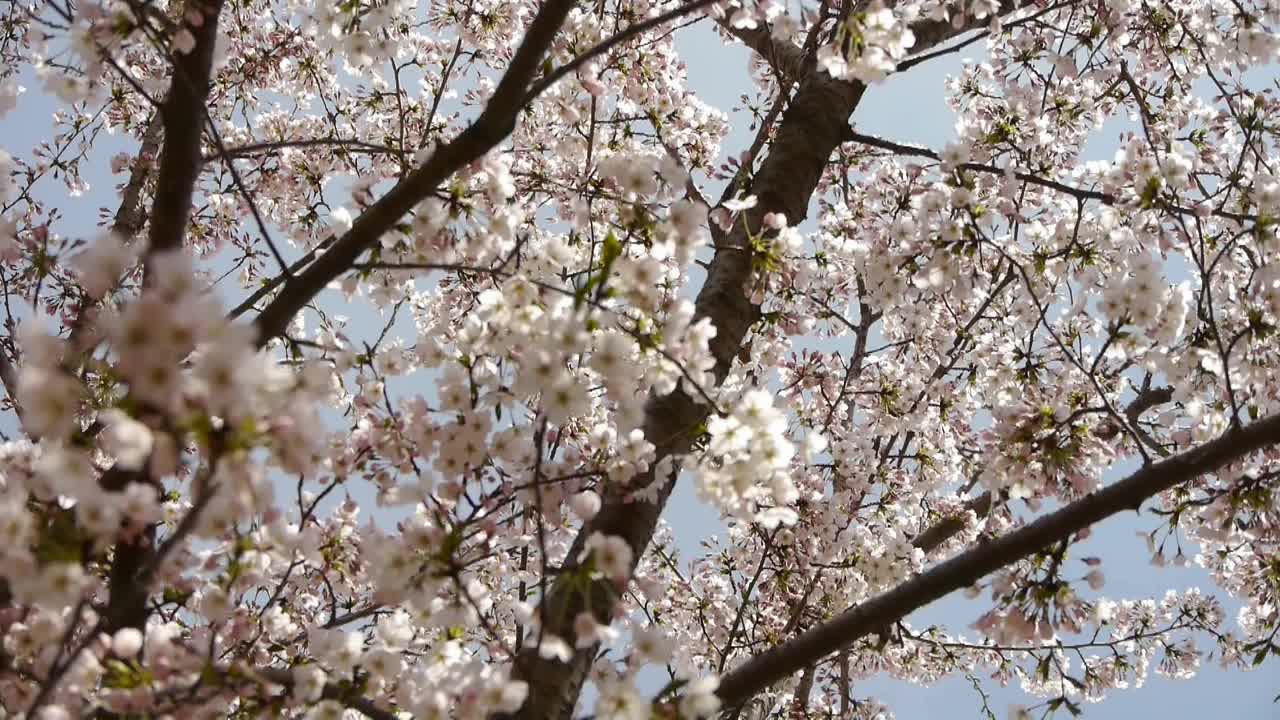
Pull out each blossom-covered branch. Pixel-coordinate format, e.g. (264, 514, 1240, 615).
(714, 411, 1280, 708)
(250, 0, 581, 344)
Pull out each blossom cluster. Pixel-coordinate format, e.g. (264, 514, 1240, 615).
(687, 390, 799, 527)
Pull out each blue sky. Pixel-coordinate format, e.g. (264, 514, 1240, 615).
(1, 9, 1277, 719)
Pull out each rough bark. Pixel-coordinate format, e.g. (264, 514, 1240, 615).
(112, 114, 163, 240)
(144, 0, 225, 266)
(714, 20, 810, 83)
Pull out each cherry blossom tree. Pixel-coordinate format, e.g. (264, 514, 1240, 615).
(1, 0, 1279, 718)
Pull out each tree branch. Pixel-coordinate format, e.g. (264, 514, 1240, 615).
(144, 0, 225, 270)
(219, 665, 400, 720)
(894, 0, 1076, 74)
(99, 0, 226, 656)
(716, 388, 1183, 714)
(717, 379, 1179, 714)
(909, 491, 994, 554)
(250, 0, 580, 347)
(522, 0, 722, 105)
(208, 136, 403, 160)
(112, 113, 163, 240)
(713, 412, 1280, 708)
(712, 18, 809, 84)
(0, 340, 21, 423)
(843, 130, 1256, 224)
(68, 113, 163, 352)
(247, 0, 730, 345)
(911, 387, 1175, 553)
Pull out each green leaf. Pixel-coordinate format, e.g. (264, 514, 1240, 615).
(1140, 176, 1162, 208)
(601, 230, 622, 267)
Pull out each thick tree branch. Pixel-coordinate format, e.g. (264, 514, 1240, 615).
(248, 0, 726, 345)
(144, 0, 224, 269)
(0, 341, 20, 423)
(67, 113, 163, 352)
(212, 665, 399, 720)
(112, 114, 163, 240)
(100, 0, 226, 656)
(251, 0, 580, 346)
(717, 384, 1179, 715)
(714, 412, 1280, 708)
(523, 0, 722, 105)
(712, 18, 809, 84)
